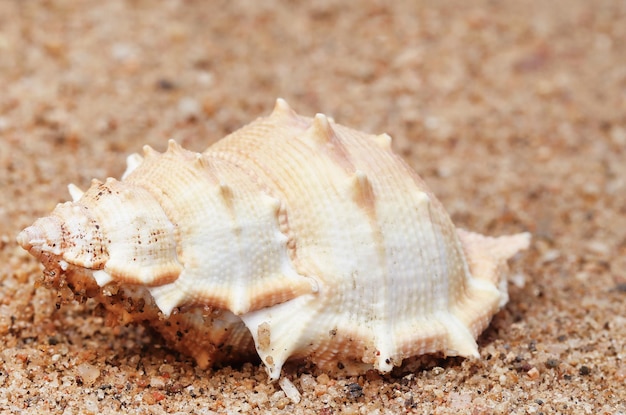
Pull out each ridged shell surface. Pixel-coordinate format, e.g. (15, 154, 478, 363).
(18, 99, 530, 380)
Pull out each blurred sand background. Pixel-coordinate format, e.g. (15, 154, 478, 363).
(0, 1, 625, 413)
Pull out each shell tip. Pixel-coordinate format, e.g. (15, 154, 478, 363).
(16, 227, 35, 250)
(263, 356, 285, 382)
(374, 133, 392, 150)
(149, 284, 186, 318)
(457, 229, 532, 264)
(142, 144, 157, 157)
(167, 139, 182, 153)
(67, 183, 84, 202)
(271, 98, 297, 119)
(310, 113, 336, 143)
(17, 218, 62, 255)
(443, 315, 480, 358)
(121, 153, 144, 180)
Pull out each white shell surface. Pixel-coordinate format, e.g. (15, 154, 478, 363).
(17, 99, 530, 380)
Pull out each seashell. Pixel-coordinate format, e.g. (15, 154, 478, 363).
(17, 99, 530, 380)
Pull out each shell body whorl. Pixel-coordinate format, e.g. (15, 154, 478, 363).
(18, 99, 530, 380)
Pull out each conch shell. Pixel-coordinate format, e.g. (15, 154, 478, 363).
(18, 99, 530, 380)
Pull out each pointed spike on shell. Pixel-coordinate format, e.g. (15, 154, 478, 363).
(443, 316, 480, 358)
(149, 284, 187, 317)
(457, 230, 531, 286)
(373, 337, 395, 373)
(309, 113, 336, 144)
(167, 139, 183, 154)
(142, 144, 158, 158)
(121, 153, 144, 180)
(373, 133, 392, 150)
(67, 183, 84, 202)
(90, 178, 102, 187)
(239, 294, 322, 381)
(271, 98, 298, 119)
(489, 232, 531, 259)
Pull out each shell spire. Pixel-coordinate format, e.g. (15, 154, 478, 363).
(17, 99, 530, 381)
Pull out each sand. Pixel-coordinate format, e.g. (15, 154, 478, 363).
(0, 0, 624, 413)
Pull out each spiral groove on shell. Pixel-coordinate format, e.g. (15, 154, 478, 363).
(18, 99, 530, 380)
